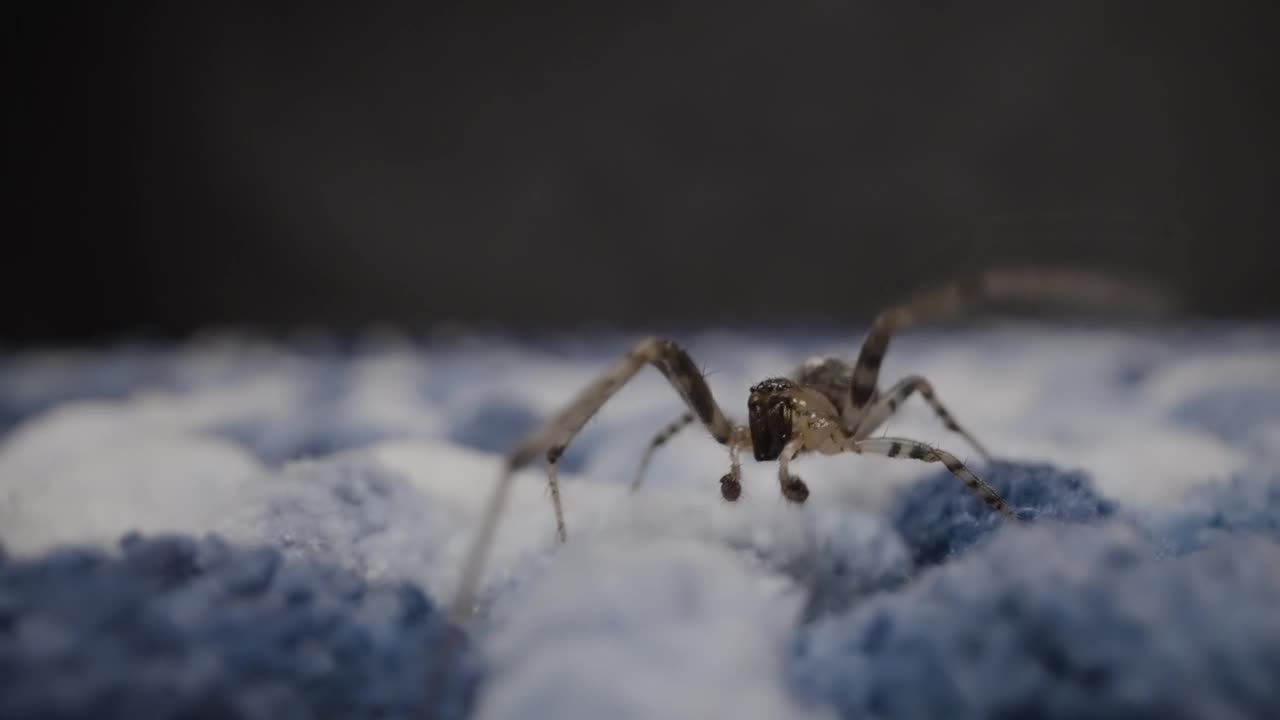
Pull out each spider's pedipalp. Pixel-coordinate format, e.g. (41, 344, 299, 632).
(719, 473, 742, 501)
(850, 436, 1018, 518)
(718, 433, 748, 501)
(774, 438, 811, 503)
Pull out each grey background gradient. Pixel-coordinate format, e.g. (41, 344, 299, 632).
(11, 2, 1278, 341)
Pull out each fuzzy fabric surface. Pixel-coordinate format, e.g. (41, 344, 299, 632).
(1, 325, 1278, 719)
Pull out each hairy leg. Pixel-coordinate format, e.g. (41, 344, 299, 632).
(854, 375, 992, 460)
(546, 448, 568, 542)
(630, 411, 696, 492)
(449, 337, 736, 620)
(509, 338, 735, 469)
(849, 268, 1175, 410)
(847, 436, 1017, 518)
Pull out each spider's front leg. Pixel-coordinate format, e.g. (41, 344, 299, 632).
(849, 436, 1018, 518)
(450, 337, 739, 620)
(507, 337, 740, 538)
(854, 374, 992, 460)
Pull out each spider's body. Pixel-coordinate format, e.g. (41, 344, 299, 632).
(757, 368, 876, 459)
(752, 358, 885, 459)
(745, 375, 846, 501)
(633, 349, 997, 508)
(749, 377, 826, 462)
(448, 269, 1171, 620)
(760, 356, 882, 459)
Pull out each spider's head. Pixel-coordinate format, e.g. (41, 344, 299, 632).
(748, 378, 798, 461)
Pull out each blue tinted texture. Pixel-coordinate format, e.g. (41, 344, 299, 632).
(791, 525, 1280, 720)
(0, 534, 477, 720)
(891, 461, 1118, 566)
(1173, 386, 1280, 443)
(1143, 474, 1280, 556)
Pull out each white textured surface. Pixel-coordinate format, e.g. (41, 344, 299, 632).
(1, 325, 1277, 719)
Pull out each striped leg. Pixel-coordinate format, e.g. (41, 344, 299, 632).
(630, 411, 696, 492)
(449, 337, 737, 621)
(850, 292, 963, 409)
(855, 375, 992, 460)
(849, 437, 1017, 518)
(507, 338, 736, 470)
(511, 338, 736, 537)
(850, 268, 1176, 410)
(546, 448, 568, 542)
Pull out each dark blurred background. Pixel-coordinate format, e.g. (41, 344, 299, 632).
(10, 2, 1279, 343)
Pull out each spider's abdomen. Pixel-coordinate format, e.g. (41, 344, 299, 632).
(748, 378, 797, 461)
(792, 356, 854, 412)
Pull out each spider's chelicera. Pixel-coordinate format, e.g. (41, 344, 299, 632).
(448, 269, 1172, 620)
(747, 377, 800, 462)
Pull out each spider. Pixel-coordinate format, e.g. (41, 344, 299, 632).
(447, 269, 1171, 620)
